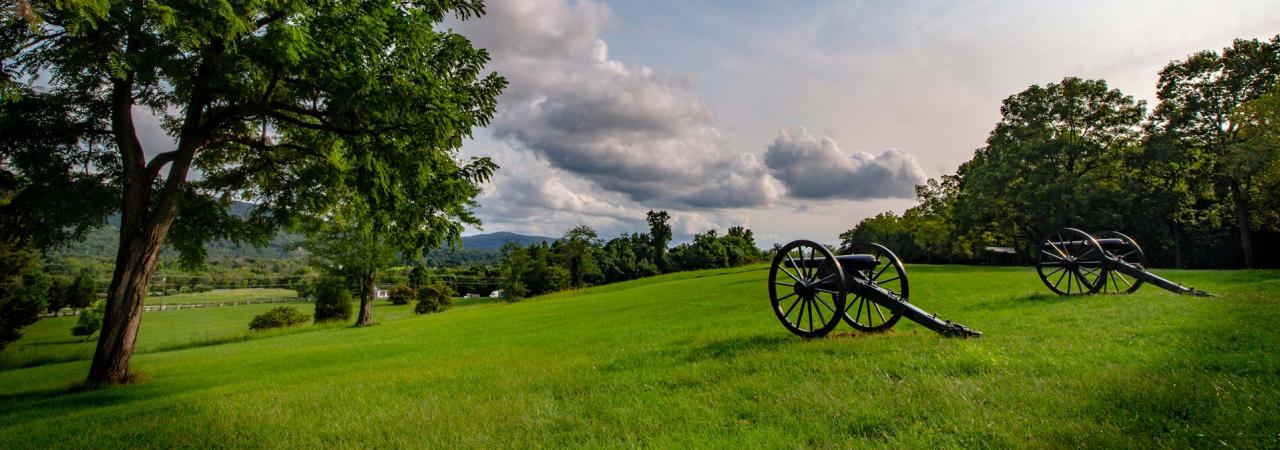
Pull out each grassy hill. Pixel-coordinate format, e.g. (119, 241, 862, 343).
(1, 265, 1277, 448)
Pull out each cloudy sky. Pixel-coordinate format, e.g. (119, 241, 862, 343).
(447, 0, 1280, 245)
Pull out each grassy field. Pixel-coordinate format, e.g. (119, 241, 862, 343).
(145, 288, 298, 305)
(1, 265, 1277, 448)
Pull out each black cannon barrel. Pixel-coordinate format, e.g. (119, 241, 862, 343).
(851, 281, 982, 337)
(1107, 259, 1213, 297)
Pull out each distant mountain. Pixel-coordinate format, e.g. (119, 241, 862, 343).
(461, 232, 555, 250)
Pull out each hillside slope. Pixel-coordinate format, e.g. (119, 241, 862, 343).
(1, 266, 1278, 448)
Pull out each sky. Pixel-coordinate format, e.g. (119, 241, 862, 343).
(444, 0, 1280, 245)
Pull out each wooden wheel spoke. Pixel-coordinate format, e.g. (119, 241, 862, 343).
(783, 296, 802, 321)
(778, 265, 803, 283)
(1040, 249, 1065, 261)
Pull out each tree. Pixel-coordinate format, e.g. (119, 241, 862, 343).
(0, 240, 44, 351)
(498, 242, 529, 301)
(1227, 85, 1280, 234)
(2, 1, 504, 384)
(65, 270, 98, 312)
(408, 266, 428, 291)
(72, 301, 106, 341)
(313, 277, 354, 323)
(1151, 35, 1280, 267)
(388, 284, 415, 306)
(952, 77, 1145, 259)
(555, 226, 602, 288)
(415, 283, 453, 314)
(302, 209, 396, 327)
(647, 210, 672, 272)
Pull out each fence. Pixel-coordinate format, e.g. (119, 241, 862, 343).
(39, 298, 313, 318)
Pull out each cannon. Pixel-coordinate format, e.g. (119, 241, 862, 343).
(767, 240, 981, 339)
(1033, 228, 1212, 296)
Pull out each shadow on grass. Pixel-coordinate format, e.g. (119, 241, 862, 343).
(599, 334, 793, 374)
(961, 292, 1066, 312)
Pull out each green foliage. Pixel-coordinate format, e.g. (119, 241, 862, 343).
(388, 284, 415, 306)
(248, 307, 311, 331)
(313, 278, 353, 323)
(414, 283, 453, 315)
(0, 240, 44, 351)
(646, 210, 672, 272)
(71, 301, 105, 340)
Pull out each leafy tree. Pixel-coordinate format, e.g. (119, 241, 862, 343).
(415, 283, 453, 314)
(72, 301, 106, 341)
(408, 266, 428, 291)
(1151, 35, 1280, 267)
(498, 242, 529, 301)
(65, 270, 98, 311)
(646, 210, 672, 272)
(0, 240, 43, 351)
(1227, 85, 1280, 233)
(313, 277, 353, 323)
(555, 226, 602, 288)
(2, 0, 504, 383)
(388, 284, 415, 306)
(952, 77, 1145, 258)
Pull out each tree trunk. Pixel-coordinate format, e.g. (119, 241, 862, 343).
(1229, 184, 1254, 268)
(356, 269, 376, 326)
(86, 213, 175, 384)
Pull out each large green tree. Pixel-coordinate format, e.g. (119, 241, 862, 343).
(2, 1, 504, 384)
(1150, 35, 1280, 267)
(646, 210, 671, 273)
(952, 77, 1145, 258)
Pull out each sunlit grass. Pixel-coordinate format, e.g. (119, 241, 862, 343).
(0, 265, 1276, 448)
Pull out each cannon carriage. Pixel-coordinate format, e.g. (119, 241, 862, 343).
(768, 240, 980, 339)
(1034, 227, 1212, 297)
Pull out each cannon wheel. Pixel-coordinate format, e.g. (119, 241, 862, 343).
(1096, 230, 1145, 294)
(841, 242, 905, 333)
(769, 240, 847, 338)
(1035, 228, 1105, 295)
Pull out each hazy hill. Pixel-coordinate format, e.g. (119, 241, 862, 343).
(459, 231, 555, 250)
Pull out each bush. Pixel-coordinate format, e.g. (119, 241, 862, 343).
(313, 278, 353, 322)
(162, 288, 178, 296)
(249, 306, 311, 331)
(388, 284, 414, 305)
(415, 283, 454, 315)
(71, 301, 105, 341)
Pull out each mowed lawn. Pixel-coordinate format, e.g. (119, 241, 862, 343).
(144, 288, 299, 305)
(1, 265, 1277, 448)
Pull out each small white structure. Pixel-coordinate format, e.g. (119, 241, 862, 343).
(465, 293, 481, 299)
(375, 289, 389, 299)
(489, 290, 504, 299)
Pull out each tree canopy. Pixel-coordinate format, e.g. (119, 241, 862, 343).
(1, 0, 505, 384)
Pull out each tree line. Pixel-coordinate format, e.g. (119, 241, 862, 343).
(497, 211, 763, 300)
(839, 35, 1280, 269)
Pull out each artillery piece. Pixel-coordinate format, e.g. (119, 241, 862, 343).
(1034, 228, 1212, 297)
(768, 240, 981, 339)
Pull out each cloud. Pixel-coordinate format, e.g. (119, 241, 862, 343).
(453, 0, 779, 209)
(764, 128, 926, 200)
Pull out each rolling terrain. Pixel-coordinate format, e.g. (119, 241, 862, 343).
(1, 265, 1277, 448)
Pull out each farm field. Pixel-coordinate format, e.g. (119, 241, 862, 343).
(144, 288, 299, 305)
(1, 265, 1278, 448)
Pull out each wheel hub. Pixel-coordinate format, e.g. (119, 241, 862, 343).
(792, 281, 815, 299)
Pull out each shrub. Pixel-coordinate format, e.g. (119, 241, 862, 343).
(249, 306, 311, 331)
(415, 283, 454, 315)
(388, 284, 414, 305)
(313, 278, 353, 322)
(162, 288, 178, 296)
(71, 301, 105, 341)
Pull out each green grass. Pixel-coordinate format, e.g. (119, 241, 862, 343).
(145, 288, 298, 305)
(1, 265, 1278, 448)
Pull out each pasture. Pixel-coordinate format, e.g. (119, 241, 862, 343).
(1, 265, 1277, 448)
